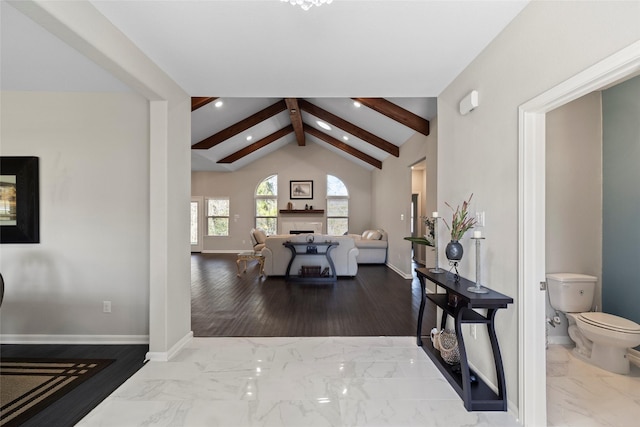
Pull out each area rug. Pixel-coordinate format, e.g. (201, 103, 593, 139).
(0, 358, 113, 427)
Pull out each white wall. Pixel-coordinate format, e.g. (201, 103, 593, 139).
(0, 91, 150, 340)
(192, 143, 373, 252)
(437, 0, 640, 414)
(372, 119, 438, 276)
(546, 92, 603, 341)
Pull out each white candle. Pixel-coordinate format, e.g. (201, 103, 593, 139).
(432, 212, 438, 218)
(473, 230, 482, 238)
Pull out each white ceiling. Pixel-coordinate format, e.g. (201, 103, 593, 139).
(1, 0, 530, 171)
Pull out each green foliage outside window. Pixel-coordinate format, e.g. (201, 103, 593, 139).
(256, 175, 278, 235)
(207, 198, 229, 236)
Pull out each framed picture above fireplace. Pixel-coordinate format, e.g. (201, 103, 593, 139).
(290, 180, 313, 199)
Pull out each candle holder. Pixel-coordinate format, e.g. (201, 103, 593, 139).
(468, 236, 489, 294)
(429, 216, 444, 273)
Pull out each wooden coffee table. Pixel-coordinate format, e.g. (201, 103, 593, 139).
(236, 251, 264, 277)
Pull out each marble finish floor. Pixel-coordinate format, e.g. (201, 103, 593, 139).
(78, 337, 520, 426)
(547, 344, 640, 427)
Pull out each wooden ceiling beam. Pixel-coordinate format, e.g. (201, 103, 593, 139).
(191, 97, 218, 111)
(299, 99, 399, 157)
(218, 125, 294, 163)
(304, 124, 382, 169)
(192, 99, 287, 150)
(285, 98, 305, 146)
(352, 98, 430, 136)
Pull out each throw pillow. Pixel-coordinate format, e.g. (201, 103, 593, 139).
(368, 230, 382, 240)
(254, 229, 267, 244)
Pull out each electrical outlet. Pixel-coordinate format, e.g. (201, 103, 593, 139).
(470, 324, 477, 339)
(103, 301, 112, 313)
(475, 211, 485, 227)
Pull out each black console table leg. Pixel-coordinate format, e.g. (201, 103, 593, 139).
(416, 275, 426, 346)
(486, 309, 507, 408)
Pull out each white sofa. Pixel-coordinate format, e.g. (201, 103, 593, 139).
(262, 234, 359, 277)
(348, 229, 388, 264)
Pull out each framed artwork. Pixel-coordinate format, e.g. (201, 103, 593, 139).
(0, 157, 39, 243)
(290, 180, 313, 200)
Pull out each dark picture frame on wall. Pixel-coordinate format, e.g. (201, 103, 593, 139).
(0, 156, 40, 243)
(290, 180, 313, 200)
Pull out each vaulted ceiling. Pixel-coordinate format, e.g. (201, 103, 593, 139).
(2, 1, 530, 171)
(190, 96, 436, 171)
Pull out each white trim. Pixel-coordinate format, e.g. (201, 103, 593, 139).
(386, 262, 413, 279)
(0, 334, 149, 345)
(145, 331, 193, 362)
(201, 249, 249, 254)
(518, 40, 640, 427)
(547, 336, 573, 346)
(628, 348, 640, 368)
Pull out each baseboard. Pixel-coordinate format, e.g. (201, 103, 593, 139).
(145, 331, 193, 362)
(202, 249, 246, 254)
(628, 348, 640, 368)
(547, 335, 572, 345)
(0, 334, 149, 345)
(386, 262, 413, 279)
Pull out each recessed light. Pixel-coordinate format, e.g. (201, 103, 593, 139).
(342, 136, 349, 141)
(214, 100, 223, 108)
(316, 121, 332, 131)
(353, 101, 361, 108)
(246, 135, 253, 141)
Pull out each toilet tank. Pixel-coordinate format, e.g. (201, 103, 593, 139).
(546, 273, 597, 313)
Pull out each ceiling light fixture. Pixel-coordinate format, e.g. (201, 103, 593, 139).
(281, 0, 333, 11)
(353, 101, 361, 108)
(214, 100, 223, 108)
(342, 136, 349, 141)
(316, 121, 331, 130)
(246, 135, 253, 141)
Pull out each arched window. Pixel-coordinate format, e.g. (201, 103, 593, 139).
(326, 174, 349, 235)
(255, 174, 278, 235)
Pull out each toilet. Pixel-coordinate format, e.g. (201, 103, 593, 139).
(546, 273, 640, 374)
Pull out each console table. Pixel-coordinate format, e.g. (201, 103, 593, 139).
(283, 241, 339, 283)
(415, 268, 513, 411)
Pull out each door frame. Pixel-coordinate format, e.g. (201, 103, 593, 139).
(518, 40, 640, 426)
(191, 196, 204, 253)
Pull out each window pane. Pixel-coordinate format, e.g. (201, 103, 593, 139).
(208, 217, 229, 236)
(256, 175, 277, 196)
(208, 199, 229, 216)
(190, 201, 198, 245)
(328, 218, 348, 236)
(255, 198, 277, 216)
(256, 217, 277, 235)
(327, 175, 348, 196)
(327, 199, 349, 216)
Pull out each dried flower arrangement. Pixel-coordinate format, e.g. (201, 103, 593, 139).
(442, 194, 477, 241)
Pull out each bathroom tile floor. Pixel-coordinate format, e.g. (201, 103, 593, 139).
(547, 344, 640, 427)
(78, 337, 521, 427)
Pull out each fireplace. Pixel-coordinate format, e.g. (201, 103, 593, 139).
(281, 221, 323, 234)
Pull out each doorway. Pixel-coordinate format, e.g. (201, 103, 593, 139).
(518, 41, 640, 426)
(191, 196, 203, 253)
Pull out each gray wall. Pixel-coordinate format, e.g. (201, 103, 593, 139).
(437, 0, 640, 412)
(1, 91, 151, 339)
(545, 92, 603, 340)
(192, 143, 373, 252)
(602, 75, 640, 325)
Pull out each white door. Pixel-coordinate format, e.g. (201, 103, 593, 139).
(191, 196, 203, 253)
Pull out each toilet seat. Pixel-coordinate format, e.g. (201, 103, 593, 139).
(578, 312, 640, 334)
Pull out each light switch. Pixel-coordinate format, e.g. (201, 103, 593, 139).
(400, 214, 405, 221)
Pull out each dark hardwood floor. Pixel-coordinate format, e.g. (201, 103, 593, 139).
(191, 253, 435, 337)
(0, 344, 148, 427)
